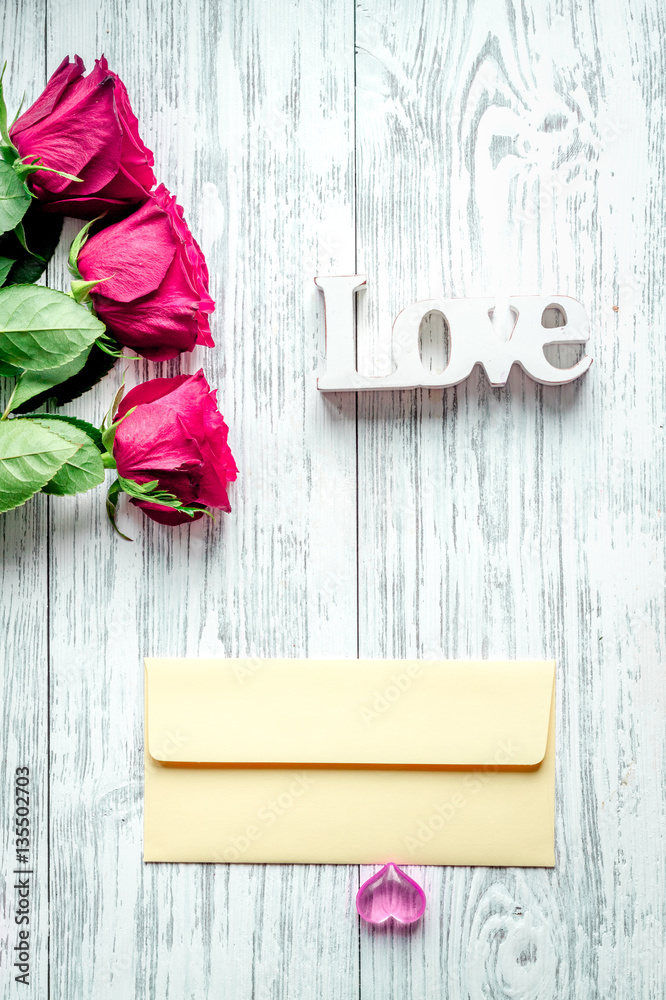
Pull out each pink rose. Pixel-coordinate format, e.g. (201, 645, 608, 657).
(77, 183, 215, 361)
(113, 371, 238, 526)
(10, 55, 155, 218)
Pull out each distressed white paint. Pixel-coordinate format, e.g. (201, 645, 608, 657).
(355, 1, 665, 997)
(1, 0, 665, 998)
(316, 276, 592, 389)
(0, 7, 49, 1000)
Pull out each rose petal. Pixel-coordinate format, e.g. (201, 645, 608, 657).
(10, 55, 154, 218)
(102, 58, 155, 193)
(14, 70, 122, 197)
(35, 193, 142, 219)
(122, 466, 201, 503)
(113, 371, 236, 526)
(10, 56, 85, 135)
(114, 374, 212, 472)
(79, 197, 176, 300)
(130, 498, 205, 526)
(115, 375, 191, 420)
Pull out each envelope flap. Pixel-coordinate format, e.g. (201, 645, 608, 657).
(145, 659, 555, 768)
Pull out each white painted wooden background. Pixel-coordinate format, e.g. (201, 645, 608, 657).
(1, 0, 665, 996)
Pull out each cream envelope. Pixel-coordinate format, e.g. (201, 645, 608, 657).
(144, 658, 556, 866)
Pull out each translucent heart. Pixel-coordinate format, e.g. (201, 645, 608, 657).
(356, 863, 426, 925)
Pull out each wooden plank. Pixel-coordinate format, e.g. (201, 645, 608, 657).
(0, 6, 48, 999)
(44, 1, 358, 997)
(355, 0, 666, 997)
(3, 0, 664, 996)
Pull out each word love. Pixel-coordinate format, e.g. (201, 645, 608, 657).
(315, 276, 593, 391)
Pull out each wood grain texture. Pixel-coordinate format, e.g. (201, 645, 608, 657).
(1, 0, 665, 997)
(45, 1, 358, 998)
(0, 6, 48, 1000)
(355, 0, 666, 997)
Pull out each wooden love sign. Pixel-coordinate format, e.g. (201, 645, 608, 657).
(315, 276, 592, 391)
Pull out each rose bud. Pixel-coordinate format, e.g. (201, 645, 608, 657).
(77, 183, 215, 360)
(10, 55, 155, 218)
(112, 370, 238, 526)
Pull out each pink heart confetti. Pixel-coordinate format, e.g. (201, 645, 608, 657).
(356, 863, 426, 925)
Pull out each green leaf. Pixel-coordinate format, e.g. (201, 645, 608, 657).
(0, 62, 17, 152)
(118, 475, 210, 520)
(101, 406, 136, 455)
(12, 218, 32, 254)
(0, 202, 63, 284)
(106, 378, 127, 426)
(10, 93, 25, 129)
(13, 158, 82, 185)
(7, 347, 91, 412)
(0, 417, 78, 512)
(71, 278, 104, 303)
(28, 416, 105, 496)
(106, 477, 132, 540)
(0, 161, 30, 236)
(0, 255, 14, 285)
(68, 218, 97, 278)
(0, 358, 21, 376)
(95, 329, 132, 358)
(0, 284, 104, 371)
(14, 343, 116, 412)
(22, 412, 104, 452)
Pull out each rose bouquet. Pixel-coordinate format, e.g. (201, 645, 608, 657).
(0, 57, 237, 535)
